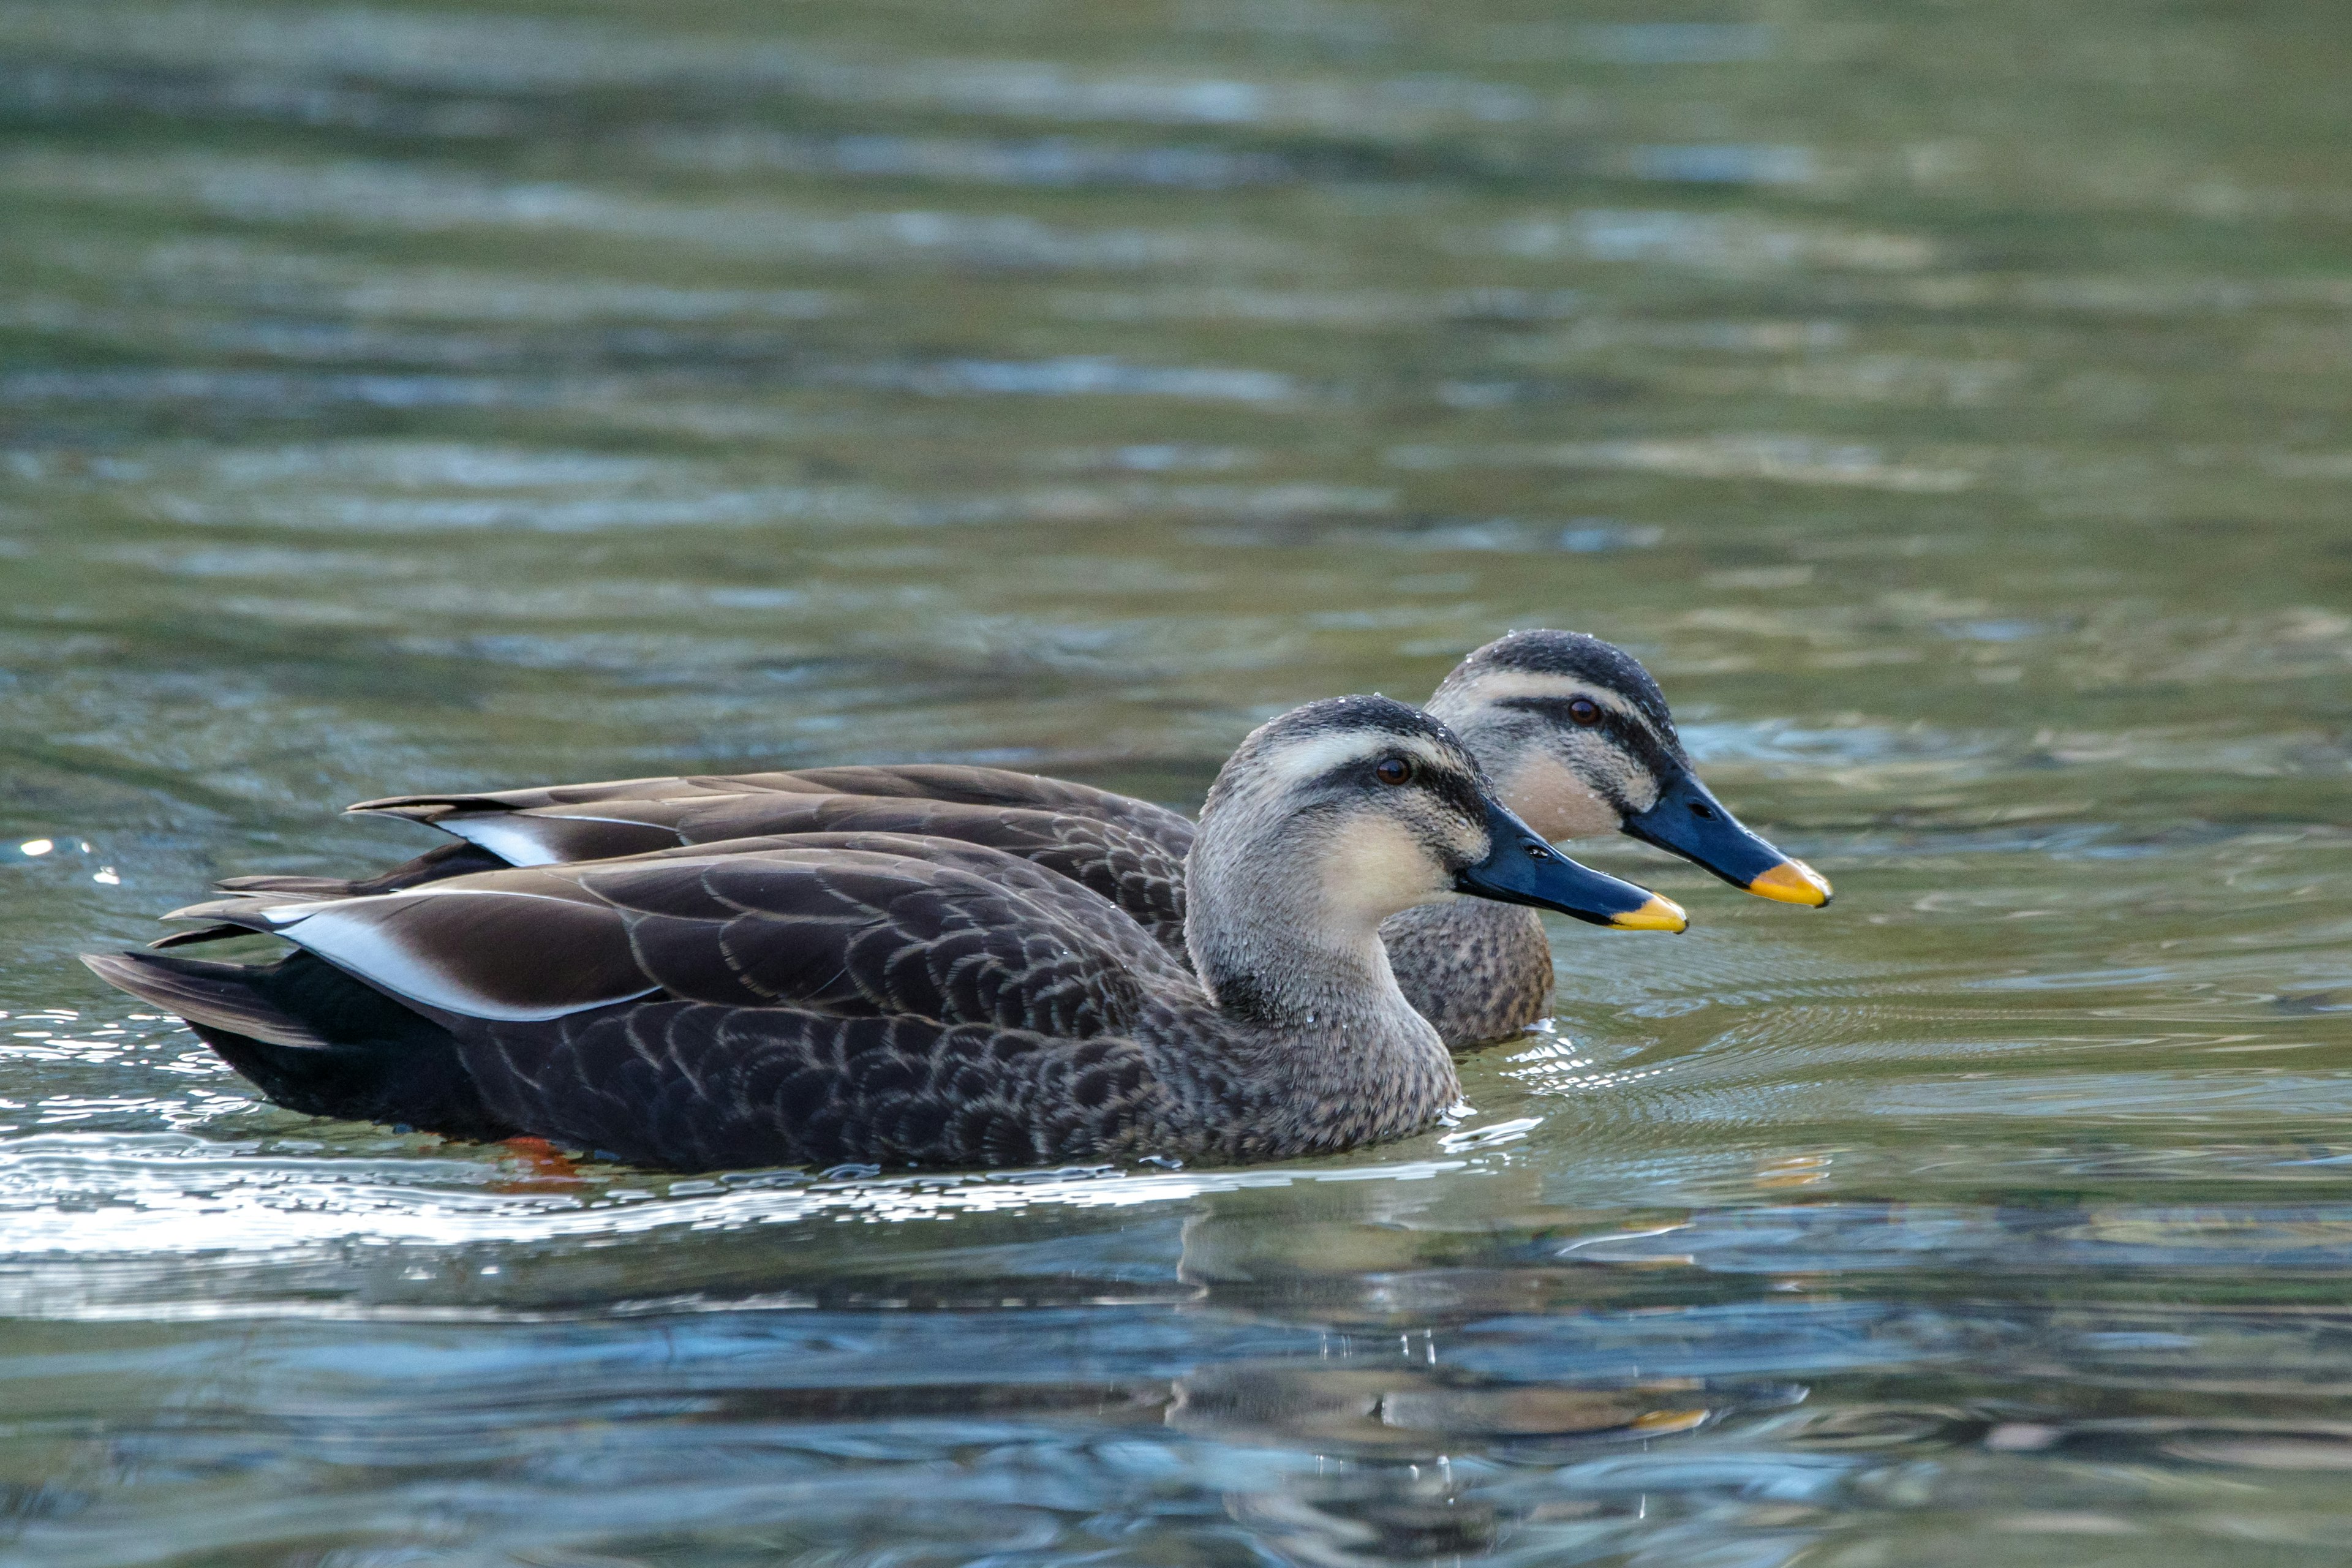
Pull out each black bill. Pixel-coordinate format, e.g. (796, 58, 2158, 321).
(1620, 771, 1831, 907)
(1458, 797, 1686, 931)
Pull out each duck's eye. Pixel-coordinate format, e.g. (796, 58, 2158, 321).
(1567, 698, 1602, 726)
(1373, 755, 1415, 786)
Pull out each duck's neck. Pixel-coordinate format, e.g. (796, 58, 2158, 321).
(1183, 829, 1455, 1093)
(1186, 894, 1460, 1150)
(1189, 897, 1412, 1031)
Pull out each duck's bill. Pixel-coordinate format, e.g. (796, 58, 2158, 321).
(1621, 771, 1831, 908)
(1458, 798, 1688, 932)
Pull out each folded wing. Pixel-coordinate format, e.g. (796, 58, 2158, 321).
(229, 771, 1197, 957)
(236, 794, 1188, 958)
(178, 840, 1174, 1039)
(347, 763, 1196, 850)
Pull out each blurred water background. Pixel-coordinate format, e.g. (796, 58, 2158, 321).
(3, 0, 2352, 1562)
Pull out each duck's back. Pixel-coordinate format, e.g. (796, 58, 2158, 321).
(349, 764, 1197, 855)
(235, 793, 1193, 962)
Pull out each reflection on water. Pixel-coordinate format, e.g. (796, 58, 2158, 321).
(4, 0, 2352, 1561)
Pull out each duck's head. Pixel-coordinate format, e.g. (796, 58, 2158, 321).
(1425, 630, 1832, 908)
(1192, 695, 1687, 955)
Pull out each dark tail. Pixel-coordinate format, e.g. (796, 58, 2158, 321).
(82, 950, 328, 1047)
(80, 950, 515, 1142)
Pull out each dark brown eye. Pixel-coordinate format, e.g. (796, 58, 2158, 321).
(1373, 755, 1414, 786)
(1567, 697, 1602, 727)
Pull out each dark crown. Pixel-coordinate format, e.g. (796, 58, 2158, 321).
(1447, 630, 1677, 734)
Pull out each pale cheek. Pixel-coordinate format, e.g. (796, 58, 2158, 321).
(1499, 758, 1622, 842)
(1322, 819, 1448, 922)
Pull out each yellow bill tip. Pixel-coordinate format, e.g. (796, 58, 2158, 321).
(1611, 894, 1689, 933)
(1748, 859, 1832, 908)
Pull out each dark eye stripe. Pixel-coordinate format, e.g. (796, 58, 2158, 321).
(1494, 695, 1687, 801)
(1304, 756, 1489, 823)
(1424, 764, 1488, 826)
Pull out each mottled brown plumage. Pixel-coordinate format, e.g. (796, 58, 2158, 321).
(85, 698, 1668, 1170)
(228, 796, 1193, 960)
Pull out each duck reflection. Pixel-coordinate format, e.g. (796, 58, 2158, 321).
(1167, 1360, 1710, 1457)
(1163, 1360, 1797, 1567)
(1168, 1170, 1724, 1327)
(1226, 1476, 1505, 1568)
(1139, 1180, 1811, 1562)
(697, 1355, 1756, 1565)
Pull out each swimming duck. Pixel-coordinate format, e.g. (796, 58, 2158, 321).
(244, 631, 1826, 1046)
(1396, 628, 1829, 1041)
(83, 697, 1686, 1171)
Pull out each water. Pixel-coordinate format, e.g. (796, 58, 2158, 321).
(2, 0, 2351, 1559)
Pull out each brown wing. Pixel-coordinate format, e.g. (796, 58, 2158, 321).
(251, 791, 1193, 955)
(347, 763, 1197, 855)
(619, 803, 1189, 956)
(772, 766, 1196, 850)
(173, 842, 1177, 1040)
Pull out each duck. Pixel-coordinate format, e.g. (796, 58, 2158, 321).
(231, 630, 1828, 1046)
(1396, 628, 1830, 1041)
(83, 696, 1688, 1172)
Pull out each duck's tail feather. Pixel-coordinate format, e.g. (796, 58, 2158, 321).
(211, 875, 360, 897)
(81, 950, 330, 1049)
(79, 950, 514, 1140)
(216, 840, 511, 899)
(147, 922, 267, 951)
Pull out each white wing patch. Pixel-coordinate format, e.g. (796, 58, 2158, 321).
(437, 814, 573, 867)
(270, 889, 658, 1022)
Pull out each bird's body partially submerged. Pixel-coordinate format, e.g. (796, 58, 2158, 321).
(88, 697, 1676, 1170)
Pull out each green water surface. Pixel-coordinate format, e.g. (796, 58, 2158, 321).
(2, 1, 2351, 1562)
